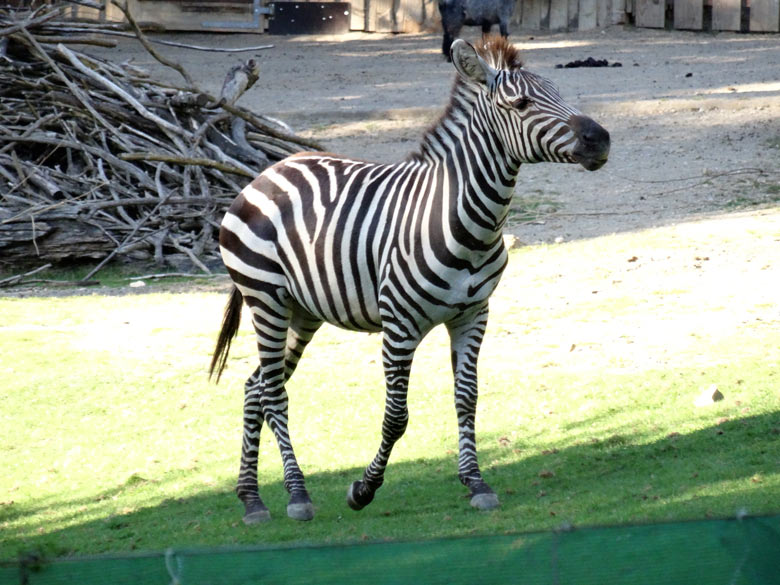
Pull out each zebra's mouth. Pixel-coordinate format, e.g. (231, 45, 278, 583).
(575, 153, 609, 171)
(569, 114, 610, 171)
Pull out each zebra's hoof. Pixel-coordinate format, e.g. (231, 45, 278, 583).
(287, 502, 315, 521)
(243, 509, 271, 524)
(242, 498, 271, 524)
(346, 481, 374, 511)
(470, 492, 500, 511)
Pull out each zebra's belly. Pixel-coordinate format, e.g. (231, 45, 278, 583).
(284, 253, 501, 334)
(286, 272, 384, 333)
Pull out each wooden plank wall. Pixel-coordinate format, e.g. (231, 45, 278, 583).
(354, 0, 437, 31)
(515, 0, 623, 29)
(674, 0, 703, 28)
(635, 0, 665, 27)
(712, 0, 741, 29)
(353, 0, 780, 33)
(634, 0, 779, 31)
(750, 0, 780, 31)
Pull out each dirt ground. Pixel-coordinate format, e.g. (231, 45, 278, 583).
(5, 26, 777, 306)
(86, 26, 780, 245)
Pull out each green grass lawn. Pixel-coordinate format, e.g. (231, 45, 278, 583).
(1, 212, 779, 560)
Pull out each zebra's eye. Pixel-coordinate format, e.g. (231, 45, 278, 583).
(514, 97, 532, 111)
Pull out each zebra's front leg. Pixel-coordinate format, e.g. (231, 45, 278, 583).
(347, 334, 417, 511)
(448, 310, 500, 510)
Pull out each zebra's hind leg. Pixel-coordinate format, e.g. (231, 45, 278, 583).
(238, 367, 271, 524)
(238, 295, 316, 522)
(447, 310, 500, 511)
(280, 311, 323, 520)
(347, 329, 419, 511)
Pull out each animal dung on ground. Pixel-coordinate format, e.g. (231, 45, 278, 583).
(556, 58, 623, 69)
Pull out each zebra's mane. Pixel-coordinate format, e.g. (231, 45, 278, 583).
(476, 35, 524, 71)
(409, 36, 523, 162)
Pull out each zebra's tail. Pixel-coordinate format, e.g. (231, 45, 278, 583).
(209, 285, 243, 383)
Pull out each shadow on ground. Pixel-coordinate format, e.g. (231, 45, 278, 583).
(4, 411, 777, 559)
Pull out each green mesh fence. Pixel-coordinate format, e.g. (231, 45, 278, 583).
(3, 514, 779, 585)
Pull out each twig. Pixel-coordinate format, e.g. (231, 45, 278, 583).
(44, 25, 275, 52)
(57, 43, 192, 139)
(19, 29, 118, 136)
(170, 237, 213, 274)
(119, 152, 255, 178)
(127, 272, 223, 280)
(0, 263, 51, 287)
(110, 0, 194, 88)
(0, 6, 61, 37)
(80, 193, 173, 282)
(221, 101, 323, 151)
(30, 35, 117, 47)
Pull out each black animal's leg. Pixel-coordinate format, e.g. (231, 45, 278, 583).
(347, 325, 419, 510)
(442, 24, 462, 61)
(447, 308, 499, 510)
(499, 20, 509, 38)
(443, 30, 454, 60)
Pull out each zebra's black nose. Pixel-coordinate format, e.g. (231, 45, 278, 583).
(570, 115, 610, 171)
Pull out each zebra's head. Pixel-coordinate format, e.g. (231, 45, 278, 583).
(450, 37, 610, 171)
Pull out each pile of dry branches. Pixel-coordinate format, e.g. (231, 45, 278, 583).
(0, 1, 319, 281)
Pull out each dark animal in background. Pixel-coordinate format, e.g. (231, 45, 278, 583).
(438, 0, 515, 60)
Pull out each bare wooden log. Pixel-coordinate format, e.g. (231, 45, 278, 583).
(30, 35, 117, 47)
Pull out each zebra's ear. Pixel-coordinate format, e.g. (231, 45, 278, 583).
(450, 39, 498, 89)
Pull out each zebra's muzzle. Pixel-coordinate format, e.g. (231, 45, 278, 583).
(569, 115, 610, 171)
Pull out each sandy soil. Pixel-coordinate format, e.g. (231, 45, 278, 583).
(85, 26, 780, 245)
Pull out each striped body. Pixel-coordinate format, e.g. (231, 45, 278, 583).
(224, 151, 510, 334)
(211, 37, 610, 523)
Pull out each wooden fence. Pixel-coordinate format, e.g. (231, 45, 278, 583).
(513, 0, 627, 30)
(635, 0, 780, 31)
(60, 0, 780, 33)
(354, 0, 779, 31)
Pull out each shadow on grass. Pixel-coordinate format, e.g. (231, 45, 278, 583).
(4, 412, 778, 560)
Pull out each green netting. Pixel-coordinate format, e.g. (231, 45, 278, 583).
(3, 515, 779, 585)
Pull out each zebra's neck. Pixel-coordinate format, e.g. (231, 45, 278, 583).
(410, 79, 519, 250)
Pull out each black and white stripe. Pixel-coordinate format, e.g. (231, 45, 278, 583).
(211, 36, 609, 523)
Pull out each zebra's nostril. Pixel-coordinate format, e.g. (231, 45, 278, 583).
(573, 116, 610, 147)
(570, 114, 610, 170)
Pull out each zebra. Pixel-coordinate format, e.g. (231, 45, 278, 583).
(210, 36, 610, 524)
